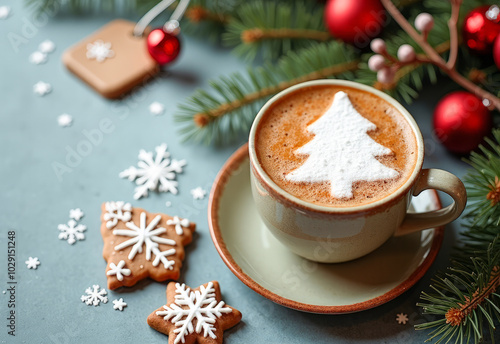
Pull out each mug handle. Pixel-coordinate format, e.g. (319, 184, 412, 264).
(395, 169, 467, 236)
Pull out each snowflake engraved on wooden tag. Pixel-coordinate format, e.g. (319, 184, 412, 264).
(62, 19, 159, 99)
(101, 202, 195, 290)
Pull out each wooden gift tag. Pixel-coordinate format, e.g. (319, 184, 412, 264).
(63, 19, 159, 99)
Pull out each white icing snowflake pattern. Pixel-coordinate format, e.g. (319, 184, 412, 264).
(119, 143, 186, 200)
(0, 6, 11, 19)
(33, 81, 52, 96)
(86, 40, 115, 62)
(69, 208, 84, 221)
(396, 313, 409, 325)
(190, 187, 206, 200)
(39, 40, 56, 54)
(25, 257, 40, 269)
(58, 219, 86, 245)
(166, 216, 190, 235)
(149, 101, 165, 116)
(57, 114, 73, 127)
(156, 282, 232, 344)
(81, 285, 108, 306)
(113, 212, 177, 269)
(103, 201, 132, 229)
(113, 298, 127, 311)
(29, 51, 47, 65)
(107, 260, 131, 281)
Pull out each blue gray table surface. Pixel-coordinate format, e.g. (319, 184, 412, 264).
(0, 1, 494, 343)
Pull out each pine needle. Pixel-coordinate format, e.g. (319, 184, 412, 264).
(174, 41, 359, 145)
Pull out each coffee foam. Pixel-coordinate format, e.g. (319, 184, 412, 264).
(286, 91, 399, 199)
(255, 85, 418, 207)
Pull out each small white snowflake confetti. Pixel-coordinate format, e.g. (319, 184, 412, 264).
(38, 40, 56, 54)
(33, 81, 52, 96)
(29, 51, 47, 65)
(106, 260, 131, 281)
(69, 208, 84, 221)
(103, 201, 132, 229)
(57, 114, 73, 127)
(166, 216, 190, 235)
(149, 101, 165, 116)
(81, 285, 108, 306)
(86, 40, 114, 62)
(0, 6, 11, 19)
(396, 313, 409, 325)
(113, 298, 127, 311)
(165, 201, 172, 207)
(58, 219, 86, 245)
(25, 257, 40, 269)
(119, 143, 186, 200)
(190, 187, 207, 200)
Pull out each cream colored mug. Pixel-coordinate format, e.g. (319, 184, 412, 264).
(248, 80, 467, 263)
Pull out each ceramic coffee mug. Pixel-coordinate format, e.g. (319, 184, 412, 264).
(248, 79, 467, 263)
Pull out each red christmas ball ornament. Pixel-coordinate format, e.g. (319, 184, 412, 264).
(433, 91, 492, 154)
(494, 34, 500, 69)
(462, 5, 500, 54)
(147, 28, 181, 65)
(324, 0, 386, 46)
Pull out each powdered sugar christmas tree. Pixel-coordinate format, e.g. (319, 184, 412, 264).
(286, 91, 399, 199)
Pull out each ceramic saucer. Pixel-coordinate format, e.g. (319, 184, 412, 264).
(209, 144, 444, 314)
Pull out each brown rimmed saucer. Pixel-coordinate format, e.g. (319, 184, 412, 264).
(208, 144, 444, 314)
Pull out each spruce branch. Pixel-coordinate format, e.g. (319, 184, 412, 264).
(416, 129, 500, 343)
(223, 0, 328, 61)
(175, 41, 359, 144)
(463, 129, 500, 227)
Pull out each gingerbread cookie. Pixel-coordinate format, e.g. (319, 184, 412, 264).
(62, 20, 159, 99)
(147, 281, 242, 344)
(101, 201, 195, 289)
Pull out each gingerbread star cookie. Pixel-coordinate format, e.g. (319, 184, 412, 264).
(147, 281, 242, 344)
(101, 201, 195, 290)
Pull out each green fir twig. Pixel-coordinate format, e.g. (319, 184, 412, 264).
(174, 41, 358, 145)
(223, 0, 329, 61)
(416, 129, 500, 343)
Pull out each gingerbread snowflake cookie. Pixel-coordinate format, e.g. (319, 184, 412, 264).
(147, 281, 242, 344)
(101, 201, 195, 290)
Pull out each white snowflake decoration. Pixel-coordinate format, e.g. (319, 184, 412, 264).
(69, 208, 84, 221)
(190, 187, 206, 200)
(113, 212, 177, 269)
(107, 260, 131, 281)
(58, 219, 86, 245)
(86, 40, 115, 62)
(396, 313, 409, 325)
(0, 6, 11, 19)
(29, 51, 47, 65)
(119, 143, 186, 200)
(25, 257, 40, 269)
(156, 282, 232, 344)
(81, 285, 108, 306)
(33, 81, 52, 96)
(39, 40, 56, 54)
(57, 114, 73, 127)
(113, 298, 127, 311)
(149, 101, 165, 116)
(103, 201, 132, 229)
(166, 216, 190, 235)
